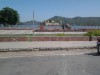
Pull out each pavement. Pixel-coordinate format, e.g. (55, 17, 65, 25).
(0, 41, 96, 49)
(0, 54, 100, 75)
(0, 30, 86, 34)
(0, 30, 33, 34)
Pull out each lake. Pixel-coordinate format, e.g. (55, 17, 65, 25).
(0, 24, 100, 29)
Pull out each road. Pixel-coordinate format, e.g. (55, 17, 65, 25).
(0, 53, 100, 75)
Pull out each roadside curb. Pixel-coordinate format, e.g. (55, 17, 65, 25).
(0, 46, 96, 52)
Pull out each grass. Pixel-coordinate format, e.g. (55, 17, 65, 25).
(84, 30, 100, 36)
(35, 34, 83, 36)
(0, 34, 83, 37)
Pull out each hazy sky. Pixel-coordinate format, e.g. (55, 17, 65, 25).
(0, 0, 100, 22)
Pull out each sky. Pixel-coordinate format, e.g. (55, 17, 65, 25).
(0, 0, 100, 22)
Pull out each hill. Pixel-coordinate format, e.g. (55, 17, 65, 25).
(46, 16, 100, 26)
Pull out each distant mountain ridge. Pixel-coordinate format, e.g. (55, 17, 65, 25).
(18, 16, 100, 26)
(18, 20, 40, 25)
(46, 16, 100, 25)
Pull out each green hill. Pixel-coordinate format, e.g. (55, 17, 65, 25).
(46, 16, 100, 26)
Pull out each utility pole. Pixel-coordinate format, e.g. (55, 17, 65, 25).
(32, 10, 35, 34)
(33, 10, 34, 29)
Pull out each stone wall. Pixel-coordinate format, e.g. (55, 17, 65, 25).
(0, 36, 99, 42)
(0, 37, 28, 42)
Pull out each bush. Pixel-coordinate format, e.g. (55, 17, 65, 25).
(94, 30, 100, 36)
(85, 30, 100, 36)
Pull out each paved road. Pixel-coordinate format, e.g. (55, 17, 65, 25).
(0, 54, 100, 75)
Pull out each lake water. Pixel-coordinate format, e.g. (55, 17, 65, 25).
(0, 24, 100, 29)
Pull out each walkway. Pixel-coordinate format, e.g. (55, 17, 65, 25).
(0, 41, 96, 49)
(0, 30, 86, 34)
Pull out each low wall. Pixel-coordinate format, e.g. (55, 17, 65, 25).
(0, 37, 28, 42)
(0, 36, 99, 42)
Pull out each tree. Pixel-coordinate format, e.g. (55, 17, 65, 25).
(0, 7, 20, 27)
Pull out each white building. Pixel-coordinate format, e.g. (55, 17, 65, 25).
(45, 22, 60, 26)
